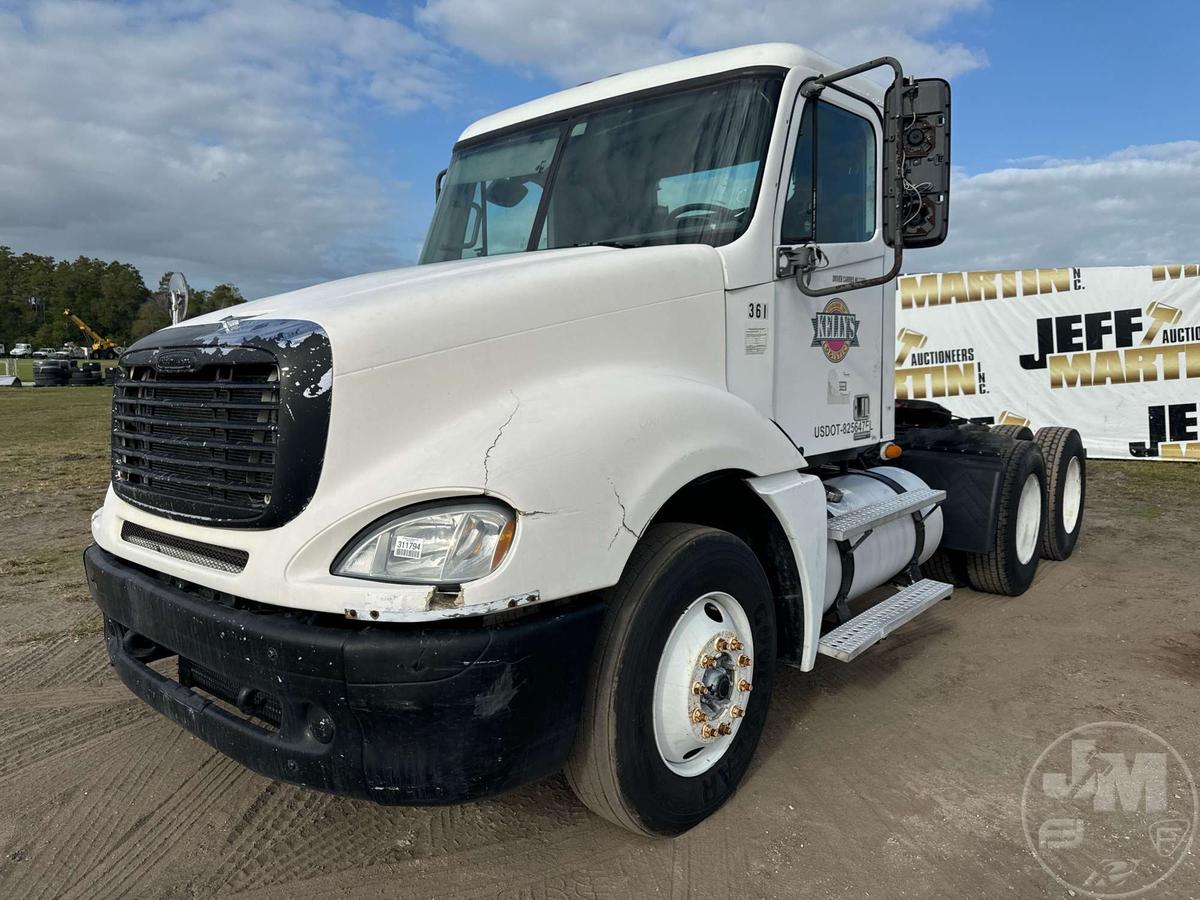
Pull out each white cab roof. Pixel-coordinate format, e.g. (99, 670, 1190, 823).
(458, 43, 883, 144)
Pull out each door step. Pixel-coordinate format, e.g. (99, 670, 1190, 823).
(817, 578, 953, 662)
(827, 487, 946, 541)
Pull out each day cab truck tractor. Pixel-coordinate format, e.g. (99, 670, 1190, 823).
(83, 43, 1088, 837)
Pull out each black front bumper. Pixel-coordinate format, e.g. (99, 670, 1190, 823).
(84, 544, 604, 804)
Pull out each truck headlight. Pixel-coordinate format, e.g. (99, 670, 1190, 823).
(333, 502, 516, 584)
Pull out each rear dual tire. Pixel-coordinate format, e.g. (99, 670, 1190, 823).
(566, 524, 775, 837)
(922, 427, 1085, 594)
(990, 423, 1034, 441)
(962, 439, 1047, 596)
(1034, 426, 1085, 561)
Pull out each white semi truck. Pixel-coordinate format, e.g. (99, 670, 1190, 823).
(85, 44, 1086, 837)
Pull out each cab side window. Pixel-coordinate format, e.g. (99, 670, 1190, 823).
(782, 100, 876, 244)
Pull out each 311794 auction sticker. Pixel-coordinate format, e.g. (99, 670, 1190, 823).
(1022, 722, 1197, 898)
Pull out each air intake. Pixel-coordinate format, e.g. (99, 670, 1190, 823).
(121, 521, 249, 574)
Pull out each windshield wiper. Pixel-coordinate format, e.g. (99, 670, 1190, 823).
(565, 240, 642, 250)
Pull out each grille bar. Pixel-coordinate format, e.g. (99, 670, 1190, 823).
(113, 397, 278, 411)
(114, 412, 278, 432)
(114, 433, 277, 453)
(114, 464, 271, 494)
(121, 520, 249, 573)
(114, 448, 275, 474)
(121, 381, 278, 393)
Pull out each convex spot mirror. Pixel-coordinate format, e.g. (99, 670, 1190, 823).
(485, 177, 530, 209)
(883, 77, 951, 249)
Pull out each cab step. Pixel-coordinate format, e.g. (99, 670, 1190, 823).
(817, 578, 953, 662)
(826, 487, 945, 541)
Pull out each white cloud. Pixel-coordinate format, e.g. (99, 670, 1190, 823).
(912, 141, 1200, 272)
(417, 0, 988, 84)
(1, 0, 1189, 303)
(0, 0, 450, 298)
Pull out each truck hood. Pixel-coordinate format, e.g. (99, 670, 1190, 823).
(178, 245, 728, 376)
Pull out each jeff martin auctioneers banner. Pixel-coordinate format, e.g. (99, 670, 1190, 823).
(894, 265, 1200, 461)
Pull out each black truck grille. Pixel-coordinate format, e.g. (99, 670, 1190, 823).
(112, 320, 332, 528)
(112, 361, 280, 522)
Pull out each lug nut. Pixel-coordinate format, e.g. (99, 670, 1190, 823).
(738, 655, 752, 667)
(715, 637, 730, 651)
(701, 724, 718, 738)
(690, 707, 707, 723)
(729, 638, 743, 651)
(730, 705, 745, 718)
(718, 722, 733, 736)
(700, 655, 717, 669)
(691, 681, 708, 696)
(738, 679, 753, 692)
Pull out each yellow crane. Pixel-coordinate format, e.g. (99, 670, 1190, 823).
(63, 309, 123, 359)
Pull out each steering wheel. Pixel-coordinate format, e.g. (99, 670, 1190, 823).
(668, 202, 740, 224)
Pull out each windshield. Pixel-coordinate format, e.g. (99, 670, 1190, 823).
(420, 74, 783, 264)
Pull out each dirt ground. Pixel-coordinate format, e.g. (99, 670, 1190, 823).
(1, 388, 1197, 899)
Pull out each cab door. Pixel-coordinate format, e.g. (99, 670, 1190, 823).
(772, 90, 887, 457)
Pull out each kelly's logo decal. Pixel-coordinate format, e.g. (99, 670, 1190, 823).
(811, 299, 859, 363)
(1019, 302, 1200, 389)
(1130, 403, 1200, 459)
(894, 327, 985, 400)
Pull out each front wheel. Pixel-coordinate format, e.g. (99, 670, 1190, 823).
(565, 524, 776, 836)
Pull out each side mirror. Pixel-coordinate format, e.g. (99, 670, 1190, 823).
(883, 78, 951, 248)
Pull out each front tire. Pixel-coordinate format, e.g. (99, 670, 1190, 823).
(565, 524, 776, 836)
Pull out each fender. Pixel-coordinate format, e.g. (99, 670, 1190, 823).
(283, 367, 807, 613)
(747, 471, 827, 671)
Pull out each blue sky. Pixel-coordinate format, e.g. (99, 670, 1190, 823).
(948, 1, 1200, 169)
(1, 0, 1197, 298)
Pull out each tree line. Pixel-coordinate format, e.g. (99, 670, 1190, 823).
(0, 246, 246, 352)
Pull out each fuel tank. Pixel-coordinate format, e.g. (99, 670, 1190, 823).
(822, 467, 944, 609)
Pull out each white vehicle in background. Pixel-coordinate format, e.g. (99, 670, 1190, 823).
(10, 343, 31, 358)
(84, 44, 1087, 837)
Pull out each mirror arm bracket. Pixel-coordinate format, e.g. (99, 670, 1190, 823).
(789, 57, 910, 298)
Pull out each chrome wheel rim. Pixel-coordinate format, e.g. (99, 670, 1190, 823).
(652, 592, 754, 777)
